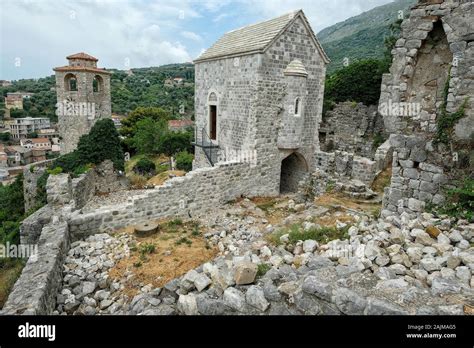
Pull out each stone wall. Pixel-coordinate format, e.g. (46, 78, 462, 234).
(23, 160, 53, 212)
(379, 0, 474, 216)
(68, 161, 276, 241)
(2, 222, 69, 314)
(320, 102, 384, 158)
(314, 151, 377, 186)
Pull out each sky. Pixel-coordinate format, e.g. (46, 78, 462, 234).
(0, 0, 394, 80)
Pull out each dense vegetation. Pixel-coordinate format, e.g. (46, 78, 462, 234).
(318, 0, 415, 73)
(0, 64, 195, 121)
(0, 175, 24, 247)
(322, 16, 402, 115)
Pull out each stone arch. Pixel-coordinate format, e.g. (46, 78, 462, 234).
(280, 152, 309, 193)
(64, 73, 77, 92)
(93, 75, 103, 92)
(406, 20, 453, 132)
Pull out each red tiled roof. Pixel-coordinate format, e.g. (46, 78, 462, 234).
(53, 66, 112, 74)
(31, 138, 50, 144)
(168, 120, 194, 128)
(66, 52, 98, 61)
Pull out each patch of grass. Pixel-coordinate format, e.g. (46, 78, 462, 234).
(176, 237, 192, 246)
(139, 242, 156, 256)
(256, 201, 276, 212)
(326, 180, 335, 193)
(256, 263, 271, 278)
(191, 222, 200, 236)
(269, 223, 351, 245)
(168, 218, 183, 227)
(0, 259, 25, 308)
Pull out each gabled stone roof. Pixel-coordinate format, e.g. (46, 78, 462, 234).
(195, 9, 329, 64)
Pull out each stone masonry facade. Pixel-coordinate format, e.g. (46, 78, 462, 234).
(54, 53, 112, 155)
(380, 0, 474, 216)
(193, 11, 328, 194)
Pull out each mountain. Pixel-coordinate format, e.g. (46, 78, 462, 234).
(318, 0, 417, 74)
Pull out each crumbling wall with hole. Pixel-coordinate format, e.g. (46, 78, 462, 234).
(380, 0, 474, 216)
(320, 102, 385, 158)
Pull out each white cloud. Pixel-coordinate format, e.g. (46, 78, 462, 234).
(181, 31, 203, 42)
(1, 0, 396, 79)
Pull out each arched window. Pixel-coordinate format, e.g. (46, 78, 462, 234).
(294, 97, 301, 116)
(64, 73, 77, 92)
(93, 75, 103, 92)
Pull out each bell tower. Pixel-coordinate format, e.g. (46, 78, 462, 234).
(54, 52, 112, 154)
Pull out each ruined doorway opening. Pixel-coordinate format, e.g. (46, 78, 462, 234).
(280, 152, 308, 193)
(209, 105, 217, 140)
(408, 20, 452, 131)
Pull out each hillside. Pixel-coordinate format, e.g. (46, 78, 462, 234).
(0, 63, 195, 121)
(318, 0, 416, 73)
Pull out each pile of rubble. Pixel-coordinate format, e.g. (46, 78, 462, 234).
(55, 198, 473, 315)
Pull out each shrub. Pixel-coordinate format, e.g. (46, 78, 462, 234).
(431, 178, 474, 222)
(47, 166, 63, 175)
(175, 151, 194, 172)
(133, 157, 156, 176)
(324, 59, 388, 107)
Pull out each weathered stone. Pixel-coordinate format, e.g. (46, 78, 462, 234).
(234, 262, 258, 285)
(223, 287, 246, 312)
(245, 286, 269, 312)
(177, 294, 198, 315)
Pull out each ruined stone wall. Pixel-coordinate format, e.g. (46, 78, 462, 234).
(314, 151, 377, 186)
(68, 161, 277, 241)
(2, 222, 69, 314)
(22, 160, 53, 212)
(380, 1, 474, 216)
(321, 102, 384, 158)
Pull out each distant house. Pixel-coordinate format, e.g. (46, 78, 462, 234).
(168, 119, 194, 132)
(173, 77, 184, 85)
(6, 117, 51, 139)
(4, 94, 23, 110)
(0, 145, 8, 168)
(111, 114, 125, 128)
(0, 80, 12, 87)
(20, 137, 51, 151)
(37, 128, 59, 141)
(5, 146, 46, 166)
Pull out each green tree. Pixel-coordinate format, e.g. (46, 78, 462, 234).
(76, 118, 125, 171)
(158, 131, 193, 157)
(133, 118, 168, 154)
(27, 131, 38, 138)
(175, 151, 194, 172)
(121, 106, 170, 138)
(324, 59, 388, 111)
(0, 132, 11, 142)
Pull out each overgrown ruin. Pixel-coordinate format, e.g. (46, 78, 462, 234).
(1, 2, 473, 316)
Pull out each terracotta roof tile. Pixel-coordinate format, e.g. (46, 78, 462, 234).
(53, 66, 112, 74)
(66, 52, 98, 61)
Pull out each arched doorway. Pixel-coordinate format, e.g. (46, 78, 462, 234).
(280, 152, 308, 193)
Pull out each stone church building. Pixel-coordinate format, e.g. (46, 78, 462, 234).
(54, 53, 111, 154)
(193, 10, 329, 193)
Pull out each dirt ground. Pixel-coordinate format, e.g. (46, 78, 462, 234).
(109, 219, 217, 298)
